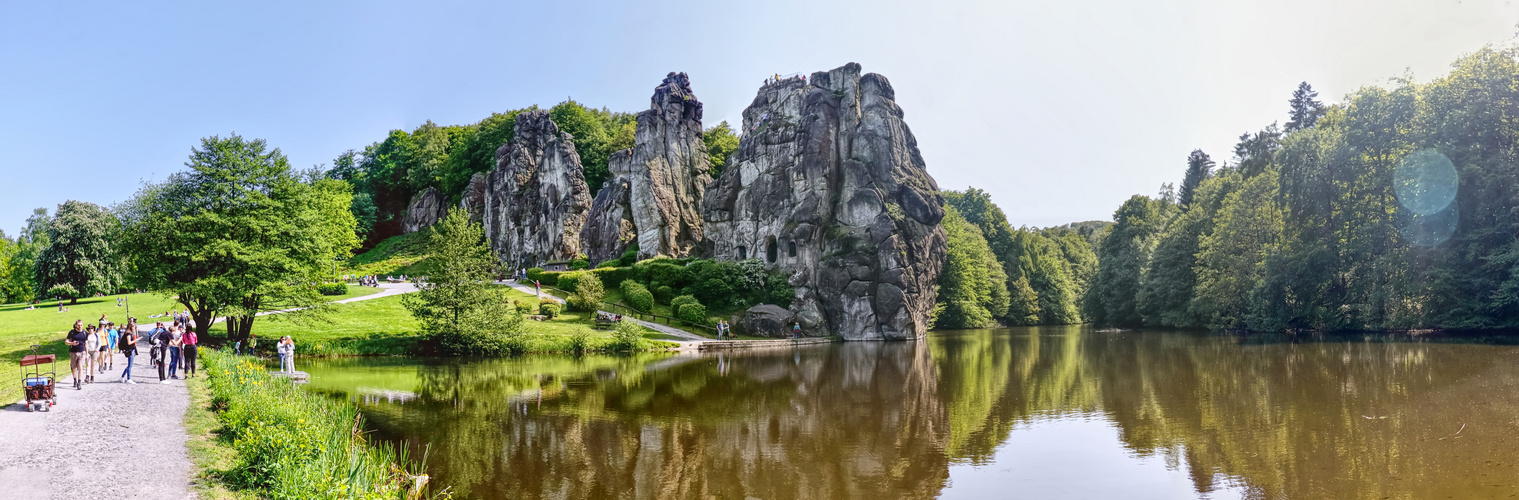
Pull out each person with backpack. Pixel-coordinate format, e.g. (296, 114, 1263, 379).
(118, 322, 139, 384)
(148, 322, 165, 369)
(154, 325, 173, 384)
(82, 324, 101, 384)
(101, 322, 119, 373)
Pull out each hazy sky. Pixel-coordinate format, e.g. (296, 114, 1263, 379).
(2, 0, 1516, 237)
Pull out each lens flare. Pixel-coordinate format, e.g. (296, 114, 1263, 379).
(1394, 150, 1458, 216)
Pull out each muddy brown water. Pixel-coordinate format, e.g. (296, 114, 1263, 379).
(296, 327, 1519, 499)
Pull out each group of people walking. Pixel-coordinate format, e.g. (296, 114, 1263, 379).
(62, 316, 199, 388)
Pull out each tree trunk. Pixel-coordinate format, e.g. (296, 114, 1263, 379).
(70, 297, 78, 305)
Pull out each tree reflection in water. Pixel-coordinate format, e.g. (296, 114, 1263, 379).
(302, 328, 1519, 499)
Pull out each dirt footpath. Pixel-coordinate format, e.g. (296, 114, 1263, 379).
(0, 351, 195, 499)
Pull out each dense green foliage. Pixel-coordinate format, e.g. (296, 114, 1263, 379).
(620, 280, 654, 312)
(943, 189, 1096, 326)
(34, 200, 122, 303)
(119, 134, 359, 338)
(202, 351, 430, 498)
(1090, 48, 1519, 332)
(933, 206, 1009, 328)
(567, 273, 605, 312)
(402, 209, 525, 354)
(703, 121, 741, 177)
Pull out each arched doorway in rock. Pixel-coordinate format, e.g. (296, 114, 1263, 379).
(737, 245, 747, 259)
(766, 237, 778, 264)
(788, 241, 797, 258)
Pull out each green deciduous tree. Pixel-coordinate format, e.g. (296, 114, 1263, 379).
(403, 208, 524, 355)
(120, 134, 359, 338)
(933, 206, 1010, 329)
(1085, 195, 1173, 327)
(703, 121, 741, 177)
(35, 200, 123, 303)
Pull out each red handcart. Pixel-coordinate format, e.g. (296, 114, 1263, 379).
(20, 345, 56, 412)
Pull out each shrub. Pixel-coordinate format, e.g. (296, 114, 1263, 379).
(316, 283, 348, 296)
(621, 281, 654, 312)
(635, 260, 688, 289)
(540, 303, 561, 319)
(568, 329, 593, 354)
(618, 247, 639, 266)
(513, 300, 534, 314)
(677, 303, 708, 326)
(568, 273, 605, 312)
(592, 267, 631, 289)
(608, 319, 644, 351)
(671, 295, 699, 310)
(767, 274, 795, 308)
(692, 277, 737, 308)
(596, 259, 620, 269)
(651, 285, 672, 304)
(556, 272, 586, 293)
(569, 259, 590, 270)
(525, 267, 546, 282)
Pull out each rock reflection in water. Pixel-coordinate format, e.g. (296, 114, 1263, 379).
(301, 328, 1519, 500)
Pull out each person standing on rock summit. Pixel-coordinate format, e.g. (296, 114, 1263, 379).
(65, 320, 89, 390)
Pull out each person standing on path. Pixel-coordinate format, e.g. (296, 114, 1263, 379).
(65, 320, 89, 390)
(792, 322, 801, 339)
(83, 324, 101, 384)
(102, 322, 119, 372)
(167, 324, 183, 380)
(181, 327, 198, 379)
(154, 326, 173, 384)
(148, 322, 165, 369)
(534, 280, 542, 298)
(119, 323, 138, 384)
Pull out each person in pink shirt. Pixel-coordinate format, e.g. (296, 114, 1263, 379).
(181, 328, 199, 378)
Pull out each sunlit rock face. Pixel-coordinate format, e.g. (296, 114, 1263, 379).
(702, 63, 947, 340)
(401, 186, 448, 233)
(581, 72, 712, 263)
(459, 172, 488, 223)
(482, 110, 593, 268)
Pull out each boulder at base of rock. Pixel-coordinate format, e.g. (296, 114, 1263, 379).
(482, 110, 594, 269)
(401, 186, 448, 233)
(740, 304, 797, 338)
(702, 63, 947, 341)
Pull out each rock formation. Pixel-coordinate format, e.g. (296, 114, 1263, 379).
(702, 63, 947, 341)
(581, 72, 712, 263)
(401, 186, 448, 233)
(459, 172, 488, 223)
(580, 174, 634, 263)
(482, 110, 594, 268)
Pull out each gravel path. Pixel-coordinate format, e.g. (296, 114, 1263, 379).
(0, 350, 195, 499)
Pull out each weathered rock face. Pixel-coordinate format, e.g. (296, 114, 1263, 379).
(482, 110, 594, 268)
(401, 186, 448, 233)
(702, 63, 947, 340)
(581, 72, 712, 263)
(580, 174, 635, 264)
(459, 172, 488, 223)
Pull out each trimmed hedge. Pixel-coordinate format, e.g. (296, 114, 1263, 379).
(317, 283, 347, 296)
(671, 295, 699, 310)
(596, 259, 621, 269)
(569, 259, 590, 270)
(555, 271, 586, 293)
(653, 285, 674, 304)
(525, 267, 547, 283)
(677, 303, 707, 326)
(541, 303, 561, 319)
(620, 280, 654, 312)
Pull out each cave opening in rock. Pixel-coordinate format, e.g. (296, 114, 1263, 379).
(766, 238, 778, 263)
(788, 241, 797, 258)
(737, 245, 747, 259)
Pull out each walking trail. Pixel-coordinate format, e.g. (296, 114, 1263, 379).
(499, 281, 710, 343)
(0, 282, 415, 499)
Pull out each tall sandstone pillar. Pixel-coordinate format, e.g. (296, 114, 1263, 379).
(701, 63, 947, 340)
(482, 110, 594, 269)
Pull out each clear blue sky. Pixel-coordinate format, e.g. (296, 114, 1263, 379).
(3, 0, 1515, 237)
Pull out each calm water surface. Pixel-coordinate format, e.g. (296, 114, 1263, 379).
(297, 327, 1519, 499)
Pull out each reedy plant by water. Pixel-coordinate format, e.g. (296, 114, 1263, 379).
(202, 350, 446, 499)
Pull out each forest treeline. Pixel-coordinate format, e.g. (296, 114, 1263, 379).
(325, 100, 740, 245)
(1086, 47, 1519, 332)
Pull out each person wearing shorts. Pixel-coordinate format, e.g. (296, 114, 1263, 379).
(83, 324, 101, 384)
(101, 323, 119, 372)
(181, 328, 198, 378)
(64, 320, 88, 390)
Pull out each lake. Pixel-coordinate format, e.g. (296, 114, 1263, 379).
(296, 327, 1519, 499)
